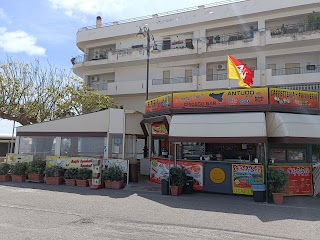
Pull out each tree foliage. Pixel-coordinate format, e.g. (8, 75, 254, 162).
(0, 57, 115, 125)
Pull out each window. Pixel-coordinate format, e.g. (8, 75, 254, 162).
(132, 44, 143, 49)
(269, 144, 307, 163)
(61, 137, 104, 157)
(285, 63, 300, 75)
(207, 68, 213, 81)
(163, 70, 170, 84)
(186, 39, 194, 49)
(19, 137, 56, 160)
(108, 134, 123, 159)
(162, 39, 171, 50)
(185, 69, 193, 82)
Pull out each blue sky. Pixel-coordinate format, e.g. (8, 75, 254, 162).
(0, 0, 224, 134)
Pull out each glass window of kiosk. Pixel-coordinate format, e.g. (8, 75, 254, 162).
(312, 144, 320, 163)
(269, 144, 307, 163)
(151, 138, 170, 158)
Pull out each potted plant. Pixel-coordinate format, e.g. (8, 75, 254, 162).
(11, 162, 28, 182)
(0, 163, 11, 182)
(26, 160, 46, 181)
(45, 166, 64, 185)
(169, 167, 187, 196)
(64, 168, 78, 186)
(104, 165, 123, 189)
(268, 167, 289, 204)
(76, 168, 92, 187)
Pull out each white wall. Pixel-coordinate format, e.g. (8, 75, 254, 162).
(266, 53, 319, 69)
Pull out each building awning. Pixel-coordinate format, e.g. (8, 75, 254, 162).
(266, 112, 320, 143)
(169, 112, 267, 143)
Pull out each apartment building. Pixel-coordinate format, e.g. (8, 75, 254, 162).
(73, 0, 320, 113)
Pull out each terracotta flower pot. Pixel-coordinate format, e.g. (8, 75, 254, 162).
(28, 173, 44, 181)
(170, 186, 183, 196)
(11, 175, 26, 183)
(76, 179, 88, 187)
(46, 177, 63, 185)
(0, 174, 11, 182)
(272, 193, 284, 205)
(104, 180, 112, 189)
(111, 180, 123, 189)
(88, 179, 92, 188)
(65, 179, 76, 186)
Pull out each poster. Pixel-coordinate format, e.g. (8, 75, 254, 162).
(177, 161, 203, 190)
(172, 87, 269, 109)
(232, 164, 264, 195)
(6, 153, 33, 163)
(150, 158, 172, 183)
(269, 165, 313, 195)
(145, 94, 172, 113)
(151, 123, 168, 136)
(45, 156, 98, 169)
(269, 88, 319, 108)
(103, 159, 129, 174)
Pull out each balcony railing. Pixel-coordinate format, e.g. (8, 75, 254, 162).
(272, 65, 320, 76)
(270, 22, 320, 36)
(152, 77, 193, 85)
(90, 83, 108, 91)
(207, 29, 256, 46)
(207, 73, 228, 81)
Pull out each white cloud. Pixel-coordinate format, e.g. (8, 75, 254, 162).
(0, 27, 46, 56)
(48, 0, 215, 21)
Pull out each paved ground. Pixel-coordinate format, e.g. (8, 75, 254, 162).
(0, 181, 319, 240)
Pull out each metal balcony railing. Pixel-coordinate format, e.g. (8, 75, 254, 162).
(206, 73, 228, 81)
(74, 51, 108, 64)
(270, 22, 320, 36)
(272, 65, 320, 76)
(207, 29, 256, 46)
(152, 77, 193, 85)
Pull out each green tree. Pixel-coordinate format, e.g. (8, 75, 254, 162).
(0, 57, 115, 125)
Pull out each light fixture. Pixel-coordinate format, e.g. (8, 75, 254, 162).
(151, 44, 160, 54)
(136, 28, 145, 39)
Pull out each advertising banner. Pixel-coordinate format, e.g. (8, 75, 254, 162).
(151, 123, 168, 136)
(269, 165, 313, 195)
(172, 87, 269, 109)
(145, 94, 172, 113)
(103, 159, 129, 174)
(150, 158, 172, 183)
(46, 156, 96, 169)
(269, 88, 319, 109)
(177, 161, 203, 190)
(6, 153, 33, 164)
(232, 164, 264, 195)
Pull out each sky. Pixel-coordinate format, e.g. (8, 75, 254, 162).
(0, 0, 225, 134)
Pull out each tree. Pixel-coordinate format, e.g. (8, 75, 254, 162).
(0, 57, 115, 126)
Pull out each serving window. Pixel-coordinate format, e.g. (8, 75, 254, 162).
(269, 144, 307, 163)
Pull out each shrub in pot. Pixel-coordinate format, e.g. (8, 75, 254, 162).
(104, 165, 123, 189)
(64, 168, 78, 186)
(0, 163, 11, 182)
(45, 166, 64, 185)
(169, 167, 187, 196)
(76, 168, 92, 187)
(11, 162, 28, 182)
(26, 160, 46, 181)
(268, 167, 289, 204)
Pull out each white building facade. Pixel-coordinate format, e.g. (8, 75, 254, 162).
(73, 0, 320, 113)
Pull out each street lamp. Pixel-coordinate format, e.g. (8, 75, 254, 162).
(136, 27, 159, 100)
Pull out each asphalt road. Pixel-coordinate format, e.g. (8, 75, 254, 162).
(0, 182, 319, 240)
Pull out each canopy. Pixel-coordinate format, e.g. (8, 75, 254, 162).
(169, 112, 267, 143)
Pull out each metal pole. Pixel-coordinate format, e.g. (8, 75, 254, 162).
(10, 121, 15, 153)
(146, 28, 150, 101)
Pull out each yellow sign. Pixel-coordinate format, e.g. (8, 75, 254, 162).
(210, 168, 226, 183)
(145, 94, 172, 113)
(46, 156, 95, 169)
(6, 153, 33, 164)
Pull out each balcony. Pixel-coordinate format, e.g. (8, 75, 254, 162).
(206, 31, 259, 52)
(152, 77, 193, 85)
(266, 22, 320, 45)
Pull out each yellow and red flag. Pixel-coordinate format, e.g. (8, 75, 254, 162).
(227, 55, 253, 88)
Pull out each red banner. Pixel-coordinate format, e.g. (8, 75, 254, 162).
(177, 161, 203, 190)
(270, 165, 313, 195)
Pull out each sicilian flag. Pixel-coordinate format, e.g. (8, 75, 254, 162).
(227, 55, 253, 88)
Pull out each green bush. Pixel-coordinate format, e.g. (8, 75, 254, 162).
(11, 162, 28, 176)
(105, 165, 123, 181)
(76, 168, 92, 180)
(268, 168, 288, 193)
(64, 168, 78, 179)
(169, 167, 187, 187)
(45, 166, 64, 177)
(27, 160, 46, 174)
(0, 163, 11, 175)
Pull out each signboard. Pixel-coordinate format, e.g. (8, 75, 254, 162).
(232, 164, 264, 195)
(269, 88, 319, 109)
(269, 165, 313, 195)
(177, 161, 203, 190)
(145, 94, 172, 113)
(103, 159, 129, 174)
(46, 156, 96, 169)
(151, 123, 168, 136)
(6, 153, 33, 164)
(150, 158, 172, 183)
(172, 88, 269, 109)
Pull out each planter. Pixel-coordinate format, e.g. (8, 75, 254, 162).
(76, 179, 88, 187)
(104, 180, 123, 189)
(28, 173, 44, 181)
(0, 174, 11, 182)
(170, 186, 183, 196)
(46, 177, 63, 185)
(88, 179, 92, 188)
(272, 193, 284, 205)
(65, 179, 76, 186)
(11, 175, 26, 183)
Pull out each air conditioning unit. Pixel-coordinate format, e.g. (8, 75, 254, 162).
(90, 76, 99, 82)
(216, 64, 226, 70)
(306, 64, 316, 71)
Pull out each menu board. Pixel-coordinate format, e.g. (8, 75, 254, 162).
(232, 164, 264, 195)
(177, 161, 203, 190)
(269, 165, 313, 195)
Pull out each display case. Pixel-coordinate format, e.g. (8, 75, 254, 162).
(181, 142, 205, 160)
